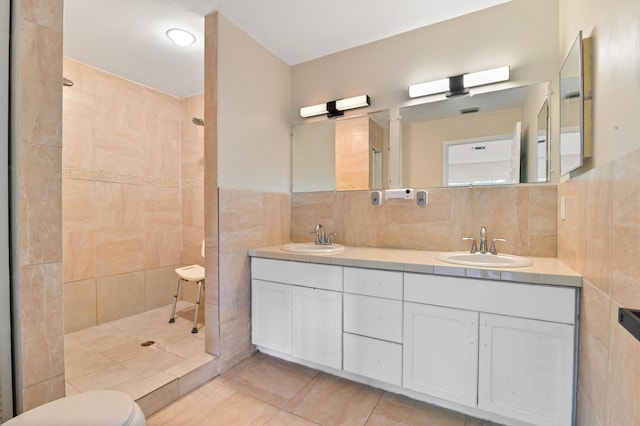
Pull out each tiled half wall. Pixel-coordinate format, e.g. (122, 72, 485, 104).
(291, 184, 557, 257)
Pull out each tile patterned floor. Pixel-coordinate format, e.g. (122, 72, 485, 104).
(148, 352, 500, 426)
(64, 301, 214, 402)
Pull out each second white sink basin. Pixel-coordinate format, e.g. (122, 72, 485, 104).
(437, 251, 531, 268)
(281, 242, 345, 254)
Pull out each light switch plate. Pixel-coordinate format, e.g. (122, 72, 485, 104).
(416, 190, 428, 206)
(371, 190, 382, 206)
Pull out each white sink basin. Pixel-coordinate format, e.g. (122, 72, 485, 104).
(281, 242, 345, 254)
(437, 251, 531, 268)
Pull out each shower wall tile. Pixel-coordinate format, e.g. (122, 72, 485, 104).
(63, 57, 96, 95)
(144, 266, 180, 312)
(144, 226, 181, 269)
(64, 279, 97, 333)
(63, 227, 96, 283)
(20, 0, 63, 32)
(144, 186, 181, 227)
(182, 226, 205, 266)
(62, 87, 94, 169)
(96, 271, 146, 324)
(182, 187, 205, 228)
(95, 229, 145, 277)
(95, 181, 145, 229)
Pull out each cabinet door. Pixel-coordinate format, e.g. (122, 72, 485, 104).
(403, 303, 479, 407)
(478, 313, 575, 426)
(251, 280, 292, 354)
(292, 286, 342, 369)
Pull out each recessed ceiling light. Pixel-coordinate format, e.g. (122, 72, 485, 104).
(166, 28, 196, 47)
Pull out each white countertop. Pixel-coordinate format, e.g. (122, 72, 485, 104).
(248, 245, 582, 288)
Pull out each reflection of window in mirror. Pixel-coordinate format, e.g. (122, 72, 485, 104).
(443, 122, 521, 186)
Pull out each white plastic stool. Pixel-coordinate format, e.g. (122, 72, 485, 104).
(169, 240, 205, 333)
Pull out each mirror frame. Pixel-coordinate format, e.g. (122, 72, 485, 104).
(559, 31, 586, 176)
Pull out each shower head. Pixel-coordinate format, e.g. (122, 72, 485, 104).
(63, 77, 74, 87)
(192, 117, 205, 126)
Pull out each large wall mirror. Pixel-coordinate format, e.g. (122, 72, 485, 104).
(291, 110, 390, 193)
(401, 82, 550, 188)
(559, 31, 592, 176)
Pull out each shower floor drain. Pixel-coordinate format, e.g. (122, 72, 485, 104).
(141, 340, 155, 347)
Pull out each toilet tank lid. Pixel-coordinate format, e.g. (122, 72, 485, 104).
(5, 390, 141, 426)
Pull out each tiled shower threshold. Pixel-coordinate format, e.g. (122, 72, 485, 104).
(64, 301, 218, 416)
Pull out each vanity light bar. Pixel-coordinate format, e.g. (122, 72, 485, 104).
(299, 94, 370, 118)
(300, 103, 328, 118)
(408, 66, 510, 99)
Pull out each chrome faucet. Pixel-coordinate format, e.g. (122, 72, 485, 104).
(479, 226, 488, 254)
(312, 223, 335, 245)
(461, 226, 506, 254)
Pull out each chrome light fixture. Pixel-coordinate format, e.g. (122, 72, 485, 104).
(409, 66, 510, 99)
(300, 94, 370, 118)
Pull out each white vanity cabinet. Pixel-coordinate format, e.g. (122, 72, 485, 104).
(403, 302, 479, 407)
(342, 267, 403, 385)
(404, 273, 577, 426)
(250, 258, 343, 369)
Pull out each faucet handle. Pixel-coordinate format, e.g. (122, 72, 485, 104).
(461, 237, 478, 253)
(490, 238, 507, 255)
(327, 232, 336, 245)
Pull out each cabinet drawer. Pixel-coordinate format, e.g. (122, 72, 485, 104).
(252, 258, 342, 292)
(344, 267, 403, 299)
(343, 333, 402, 386)
(344, 293, 403, 343)
(404, 273, 577, 324)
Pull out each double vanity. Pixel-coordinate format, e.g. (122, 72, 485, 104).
(248, 245, 581, 426)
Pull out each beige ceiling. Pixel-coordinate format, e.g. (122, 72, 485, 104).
(63, 0, 511, 98)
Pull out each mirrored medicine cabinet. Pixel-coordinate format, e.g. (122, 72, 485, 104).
(559, 31, 593, 176)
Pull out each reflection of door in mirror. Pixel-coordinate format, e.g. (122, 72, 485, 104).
(535, 100, 549, 182)
(335, 116, 383, 191)
(443, 122, 521, 186)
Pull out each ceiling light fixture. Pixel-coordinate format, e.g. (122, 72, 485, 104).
(300, 94, 371, 118)
(166, 28, 196, 47)
(409, 66, 510, 99)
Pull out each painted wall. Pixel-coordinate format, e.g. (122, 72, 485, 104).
(217, 15, 291, 193)
(557, 0, 640, 424)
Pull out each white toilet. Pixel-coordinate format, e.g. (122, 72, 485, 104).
(4, 390, 146, 425)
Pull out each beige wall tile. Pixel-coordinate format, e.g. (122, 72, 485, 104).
(95, 229, 145, 276)
(20, 0, 63, 32)
(528, 184, 557, 257)
(182, 226, 205, 265)
(64, 279, 97, 333)
(144, 226, 181, 269)
(606, 301, 640, 425)
(334, 191, 376, 247)
(16, 18, 62, 148)
(145, 266, 181, 310)
(96, 271, 145, 324)
(291, 192, 336, 243)
(63, 178, 96, 224)
(20, 263, 65, 388)
(22, 375, 65, 412)
(63, 226, 96, 282)
(182, 187, 204, 228)
(95, 181, 145, 229)
(578, 281, 611, 425)
(63, 57, 96, 95)
(62, 88, 95, 169)
(18, 144, 62, 265)
(145, 186, 181, 227)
